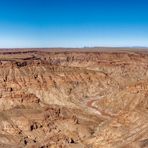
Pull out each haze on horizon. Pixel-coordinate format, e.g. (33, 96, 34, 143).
(0, 0, 148, 48)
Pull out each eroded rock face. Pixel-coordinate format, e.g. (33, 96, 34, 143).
(0, 49, 147, 147)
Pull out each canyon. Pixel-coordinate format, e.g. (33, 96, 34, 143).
(0, 48, 147, 148)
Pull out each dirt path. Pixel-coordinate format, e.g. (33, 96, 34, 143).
(86, 97, 115, 117)
(86, 99, 102, 115)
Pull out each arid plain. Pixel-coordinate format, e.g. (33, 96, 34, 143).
(0, 48, 147, 148)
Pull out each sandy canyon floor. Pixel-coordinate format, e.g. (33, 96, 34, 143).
(0, 48, 147, 148)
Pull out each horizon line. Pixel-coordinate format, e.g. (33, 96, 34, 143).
(0, 46, 148, 49)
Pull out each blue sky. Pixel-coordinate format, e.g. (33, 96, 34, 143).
(0, 0, 148, 48)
